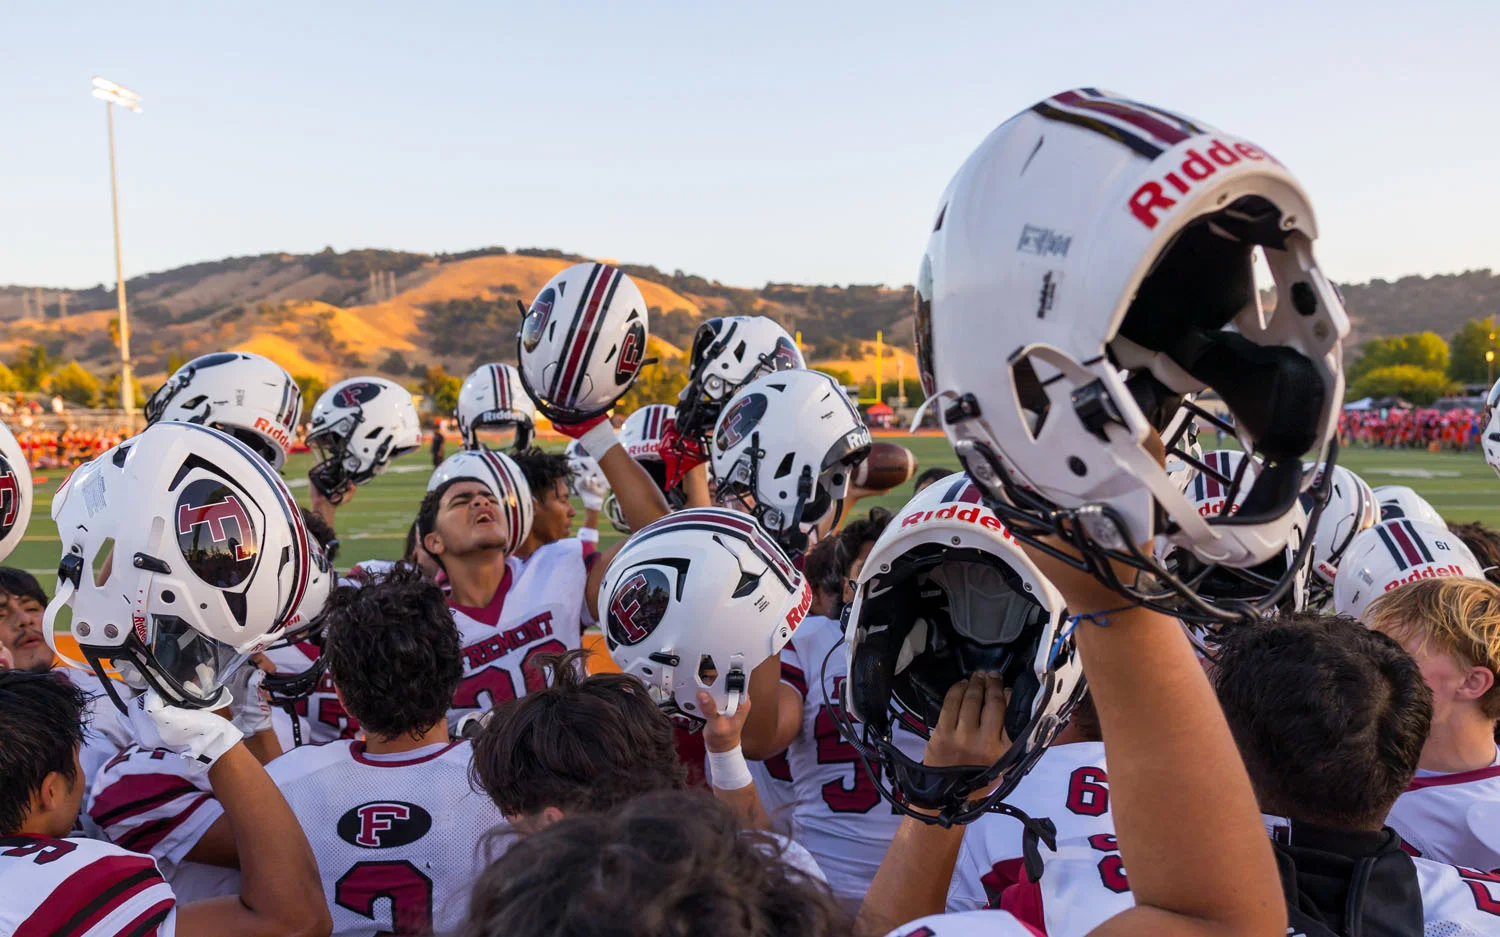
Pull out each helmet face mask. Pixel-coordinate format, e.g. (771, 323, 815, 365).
(921, 89, 1348, 625)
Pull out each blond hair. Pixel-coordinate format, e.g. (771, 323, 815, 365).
(1365, 577, 1500, 719)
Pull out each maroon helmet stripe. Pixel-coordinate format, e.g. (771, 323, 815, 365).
(1388, 520, 1428, 567)
(547, 264, 604, 402)
(635, 508, 798, 587)
(567, 269, 625, 406)
(483, 451, 523, 552)
(555, 264, 616, 408)
(1054, 90, 1191, 147)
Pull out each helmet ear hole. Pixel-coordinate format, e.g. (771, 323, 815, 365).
(697, 655, 718, 685)
(93, 538, 114, 586)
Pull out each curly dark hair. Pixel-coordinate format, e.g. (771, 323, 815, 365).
(911, 466, 951, 495)
(459, 790, 850, 937)
(802, 535, 844, 600)
(0, 671, 89, 835)
(299, 508, 337, 553)
(1212, 611, 1432, 830)
(1449, 521, 1500, 585)
(471, 649, 687, 817)
(510, 451, 573, 500)
(322, 564, 463, 741)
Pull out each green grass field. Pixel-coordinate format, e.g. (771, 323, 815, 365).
(13, 436, 1499, 591)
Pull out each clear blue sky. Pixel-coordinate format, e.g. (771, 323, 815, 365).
(3, 1, 1497, 292)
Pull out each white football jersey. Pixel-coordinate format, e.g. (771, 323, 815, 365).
(85, 745, 239, 902)
(264, 642, 360, 750)
(947, 740, 1111, 911)
(0, 834, 178, 937)
(447, 538, 592, 725)
(779, 614, 926, 905)
(747, 754, 801, 839)
(264, 739, 507, 937)
(880, 910, 1042, 937)
(1386, 753, 1500, 872)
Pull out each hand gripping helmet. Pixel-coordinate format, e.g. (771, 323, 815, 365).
(1373, 485, 1446, 528)
(564, 438, 610, 498)
(1303, 463, 1378, 604)
(916, 88, 1347, 625)
(0, 421, 33, 561)
(711, 370, 872, 557)
(44, 422, 326, 712)
(145, 351, 302, 469)
(1483, 379, 1500, 480)
(606, 404, 687, 534)
(426, 449, 533, 554)
(600, 508, 811, 731)
(516, 262, 651, 422)
(456, 363, 537, 451)
(839, 473, 1084, 827)
(675, 316, 805, 442)
(1334, 518, 1483, 620)
(305, 377, 422, 504)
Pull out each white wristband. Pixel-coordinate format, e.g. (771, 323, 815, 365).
(579, 421, 622, 462)
(578, 526, 600, 544)
(708, 744, 754, 791)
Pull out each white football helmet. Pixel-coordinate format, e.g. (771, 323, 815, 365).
(457, 363, 537, 451)
(1373, 485, 1446, 528)
(606, 403, 685, 534)
(427, 449, 533, 554)
(710, 370, 871, 557)
(675, 316, 805, 442)
(564, 438, 610, 502)
(1158, 450, 1312, 625)
(1483, 379, 1500, 480)
(306, 377, 422, 504)
(44, 422, 326, 711)
(145, 351, 302, 468)
(1304, 463, 1378, 595)
(916, 88, 1348, 625)
(600, 508, 810, 730)
(0, 421, 33, 561)
(1334, 518, 1483, 620)
(841, 473, 1083, 826)
(516, 262, 650, 422)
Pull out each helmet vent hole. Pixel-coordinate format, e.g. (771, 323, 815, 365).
(697, 655, 718, 685)
(1010, 355, 1050, 441)
(364, 427, 383, 439)
(161, 590, 175, 604)
(733, 341, 748, 361)
(92, 539, 115, 587)
(773, 452, 796, 480)
(731, 571, 760, 598)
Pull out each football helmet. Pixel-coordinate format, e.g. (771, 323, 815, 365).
(840, 473, 1083, 826)
(0, 421, 33, 561)
(516, 262, 651, 422)
(44, 422, 326, 712)
(1373, 485, 1446, 528)
(916, 88, 1347, 625)
(600, 508, 810, 730)
(1303, 463, 1378, 602)
(144, 351, 302, 468)
(1483, 379, 1500, 480)
(606, 403, 686, 534)
(305, 377, 422, 504)
(710, 370, 871, 557)
(427, 449, 533, 554)
(564, 438, 610, 503)
(675, 316, 805, 442)
(1334, 518, 1483, 620)
(456, 363, 537, 451)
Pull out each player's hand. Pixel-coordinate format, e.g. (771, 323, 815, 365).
(697, 689, 753, 754)
(660, 419, 708, 489)
(129, 689, 244, 766)
(550, 413, 611, 441)
(923, 673, 1009, 773)
(227, 663, 274, 737)
(576, 475, 608, 513)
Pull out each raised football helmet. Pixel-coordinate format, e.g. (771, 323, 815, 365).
(1304, 463, 1378, 604)
(44, 422, 326, 712)
(675, 316, 805, 442)
(305, 377, 422, 504)
(427, 449, 533, 554)
(606, 403, 686, 534)
(0, 421, 33, 562)
(145, 351, 301, 468)
(564, 437, 610, 504)
(516, 262, 651, 422)
(916, 89, 1347, 624)
(456, 363, 537, 451)
(711, 370, 871, 557)
(600, 508, 810, 730)
(840, 473, 1083, 826)
(1373, 485, 1446, 528)
(1334, 518, 1483, 620)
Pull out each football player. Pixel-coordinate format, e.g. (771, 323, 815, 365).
(509, 450, 586, 562)
(1366, 578, 1500, 871)
(0, 670, 330, 937)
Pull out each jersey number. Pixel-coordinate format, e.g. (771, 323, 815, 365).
(813, 677, 883, 813)
(1459, 867, 1500, 915)
(1065, 766, 1109, 817)
(452, 640, 567, 711)
(336, 860, 434, 936)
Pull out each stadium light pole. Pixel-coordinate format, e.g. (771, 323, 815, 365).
(92, 77, 141, 424)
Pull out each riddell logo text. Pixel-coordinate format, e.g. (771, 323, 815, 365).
(1384, 565, 1466, 591)
(785, 582, 812, 632)
(252, 417, 292, 451)
(901, 504, 1012, 539)
(1128, 138, 1281, 229)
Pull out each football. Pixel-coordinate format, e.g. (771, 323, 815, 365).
(851, 441, 918, 493)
